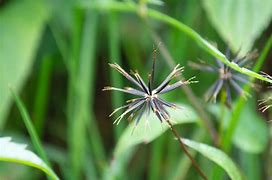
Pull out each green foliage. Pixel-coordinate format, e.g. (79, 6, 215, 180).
(209, 100, 269, 154)
(114, 104, 197, 157)
(0, 0, 49, 128)
(182, 138, 243, 180)
(0, 137, 59, 180)
(203, 0, 272, 54)
(1, 0, 271, 179)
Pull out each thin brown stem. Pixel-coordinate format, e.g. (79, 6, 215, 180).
(166, 120, 208, 180)
(147, 26, 219, 145)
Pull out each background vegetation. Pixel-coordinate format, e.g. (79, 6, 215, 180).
(0, 0, 272, 179)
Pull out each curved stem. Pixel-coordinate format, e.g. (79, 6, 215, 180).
(166, 120, 208, 180)
(79, 1, 272, 84)
(148, 27, 219, 145)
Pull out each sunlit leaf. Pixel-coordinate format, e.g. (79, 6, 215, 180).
(182, 138, 243, 180)
(203, 0, 272, 54)
(0, 0, 49, 128)
(0, 137, 59, 180)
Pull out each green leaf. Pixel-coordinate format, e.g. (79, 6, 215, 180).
(105, 104, 198, 179)
(203, 0, 272, 54)
(233, 101, 269, 154)
(182, 138, 243, 180)
(0, 0, 49, 128)
(209, 100, 269, 154)
(0, 137, 59, 180)
(114, 104, 198, 157)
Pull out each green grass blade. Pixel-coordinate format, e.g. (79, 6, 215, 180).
(108, 11, 126, 139)
(10, 87, 50, 166)
(33, 55, 53, 136)
(67, 7, 84, 180)
(69, 9, 106, 179)
(148, 135, 166, 180)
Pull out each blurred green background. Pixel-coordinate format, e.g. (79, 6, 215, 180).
(0, 0, 272, 179)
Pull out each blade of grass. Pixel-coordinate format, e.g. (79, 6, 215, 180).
(9, 87, 51, 171)
(79, 1, 272, 84)
(148, 133, 166, 180)
(33, 55, 53, 137)
(240, 152, 261, 180)
(49, 20, 69, 68)
(67, 6, 84, 180)
(78, 10, 106, 176)
(108, 12, 126, 139)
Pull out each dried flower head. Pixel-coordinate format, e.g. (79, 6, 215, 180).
(190, 49, 257, 106)
(103, 57, 197, 127)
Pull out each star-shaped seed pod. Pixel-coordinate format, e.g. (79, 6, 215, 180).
(103, 61, 197, 126)
(190, 49, 257, 107)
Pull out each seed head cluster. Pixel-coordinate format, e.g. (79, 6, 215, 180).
(190, 49, 256, 106)
(103, 63, 197, 126)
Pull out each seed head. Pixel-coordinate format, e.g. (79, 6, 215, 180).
(190, 49, 257, 107)
(103, 59, 197, 127)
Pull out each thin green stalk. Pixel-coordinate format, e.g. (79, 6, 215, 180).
(222, 35, 272, 152)
(218, 91, 227, 139)
(81, 10, 106, 175)
(240, 152, 261, 180)
(212, 35, 272, 179)
(33, 55, 53, 136)
(49, 21, 69, 67)
(79, 1, 272, 83)
(67, 7, 84, 180)
(148, 134, 166, 180)
(10, 88, 51, 169)
(69, 9, 106, 179)
(108, 12, 125, 139)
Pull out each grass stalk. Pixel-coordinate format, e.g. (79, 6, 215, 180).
(108, 12, 126, 139)
(10, 88, 51, 170)
(33, 55, 53, 136)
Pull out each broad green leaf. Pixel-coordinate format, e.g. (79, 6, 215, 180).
(209, 99, 269, 153)
(0, 137, 59, 180)
(114, 104, 198, 157)
(203, 0, 272, 54)
(182, 138, 243, 180)
(0, 0, 49, 129)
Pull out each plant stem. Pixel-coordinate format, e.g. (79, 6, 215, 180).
(166, 120, 208, 180)
(221, 34, 272, 152)
(148, 27, 219, 145)
(79, 1, 272, 84)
